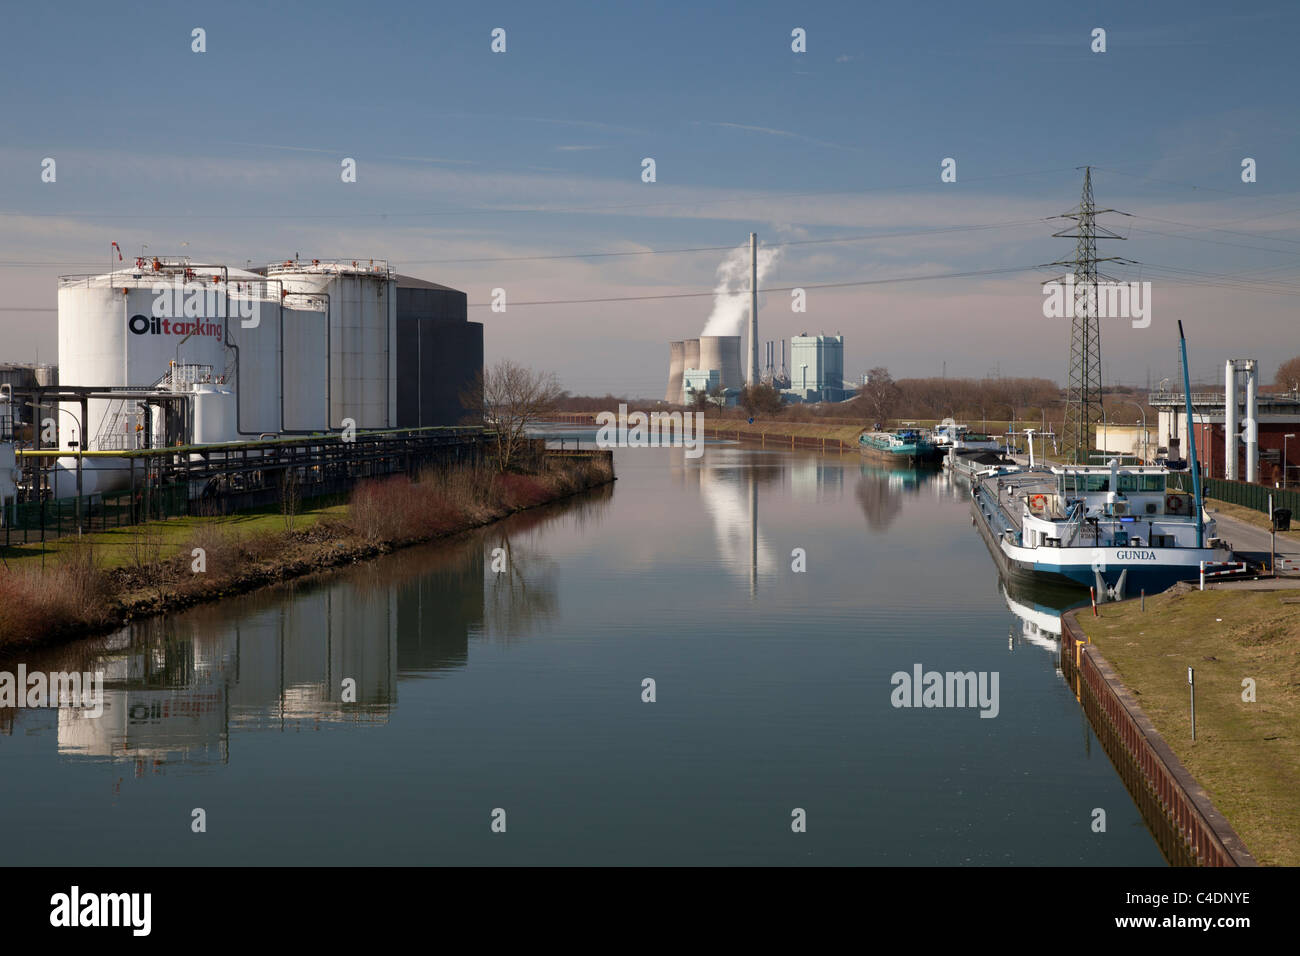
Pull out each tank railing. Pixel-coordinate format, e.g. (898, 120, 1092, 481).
(163, 364, 217, 390)
(265, 257, 392, 277)
(56, 272, 290, 302)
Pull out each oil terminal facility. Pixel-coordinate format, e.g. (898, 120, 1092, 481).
(0, 255, 483, 538)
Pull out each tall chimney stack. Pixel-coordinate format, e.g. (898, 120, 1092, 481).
(747, 232, 758, 386)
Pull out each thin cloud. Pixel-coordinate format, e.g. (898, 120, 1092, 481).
(424, 113, 648, 136)
(694, 121, 861, 152)
(230, 141, 476, 165)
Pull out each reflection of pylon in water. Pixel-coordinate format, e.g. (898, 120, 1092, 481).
(1044, 167, 1133, 464)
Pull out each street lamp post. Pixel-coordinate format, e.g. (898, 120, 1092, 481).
(1285, 434, 1296, 488)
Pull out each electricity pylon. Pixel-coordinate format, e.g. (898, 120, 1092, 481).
(1044, 167, 1134, 464)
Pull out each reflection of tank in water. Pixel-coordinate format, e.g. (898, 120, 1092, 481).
(21, 494, 604, 773)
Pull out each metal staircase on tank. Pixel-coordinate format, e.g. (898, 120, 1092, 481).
(92, 363, 221, 451)
(94, 400, 136, 452)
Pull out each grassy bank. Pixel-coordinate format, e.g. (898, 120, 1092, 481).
(0, 457, 614, 653)
(1078, 586, 1300, 865)
(1, 499, 349, 570)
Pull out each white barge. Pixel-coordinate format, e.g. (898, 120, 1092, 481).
(971, 460, 1235, 596)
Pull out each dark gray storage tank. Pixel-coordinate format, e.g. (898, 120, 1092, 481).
(394, 275, 483, 427)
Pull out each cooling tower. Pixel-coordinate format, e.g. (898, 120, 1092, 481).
(666, 341, 685, 404)
(699, 335, 743, 390)
(684, 338, 700, 376)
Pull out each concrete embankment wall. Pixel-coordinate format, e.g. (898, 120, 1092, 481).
(1060, 612, 1257, 867)
(699, 421, 861, 452)
(545, 412, 863, 453)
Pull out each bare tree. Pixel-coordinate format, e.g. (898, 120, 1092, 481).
(462, 360, 564, 472)
(857, 367, 901, 426)
(1275, 355, 1300, 391)
(740, 383, 785, 418)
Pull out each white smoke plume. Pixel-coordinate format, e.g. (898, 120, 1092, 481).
(700, 240, 781, 337)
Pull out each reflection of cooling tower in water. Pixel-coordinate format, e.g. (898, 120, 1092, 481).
(666, 341, 685, 403)
(698, 467, 775, 579)
(698, 335, 743, 389)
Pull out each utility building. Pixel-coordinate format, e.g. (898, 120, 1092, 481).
(785, 333, 845, 402)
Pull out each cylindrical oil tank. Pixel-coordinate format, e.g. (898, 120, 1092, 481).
(281, 299, 330, 431)
(698, 335, 743, 390)
(225, 279, 282, 436)
(56, 263, 246, 496)
(191, 385, 236, 444)
(266, 260, 396, 430)
(33, 364, 58, 433)
(665, 341, 685, 404)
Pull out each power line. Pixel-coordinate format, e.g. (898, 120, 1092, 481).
(394, 219, 1049, 265)
(1125, 223, 1300, 258)
(463, 265, 1040, 308)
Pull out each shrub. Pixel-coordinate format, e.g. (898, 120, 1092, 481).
(0, 542, 111, 648)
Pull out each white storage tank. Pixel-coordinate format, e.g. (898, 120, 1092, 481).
(281, 299, 330, 431)
(191, 385, 236, 444)
(57, 261, 238, 452)
(265, 259, 396, 430)
(223, 280, 329, 435)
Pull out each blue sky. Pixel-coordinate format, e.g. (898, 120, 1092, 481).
(2, 0, 1298, 397)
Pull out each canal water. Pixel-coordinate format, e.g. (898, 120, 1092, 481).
(0, 441, 1165, 865)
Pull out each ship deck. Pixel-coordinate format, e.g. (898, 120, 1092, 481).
(976, 471, 1059, 531)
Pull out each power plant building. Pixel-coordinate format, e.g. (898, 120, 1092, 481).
(683, 368, 721, 402)
(785, 333, 846, 403)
